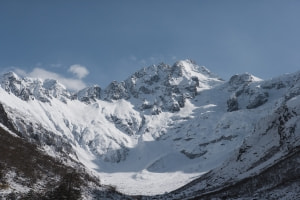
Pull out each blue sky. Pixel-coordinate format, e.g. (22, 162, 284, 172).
(1, 0, 300, 90)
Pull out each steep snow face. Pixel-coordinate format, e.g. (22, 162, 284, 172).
(154, 72, 300, 199)
(0, 61, 299, 195)
(165, 96, 300, 200)
(0, 89, 139, 163)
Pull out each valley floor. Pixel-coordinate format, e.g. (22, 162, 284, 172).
(99, 171, 203, 195)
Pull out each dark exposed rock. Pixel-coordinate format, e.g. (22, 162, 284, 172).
(180, 150, 207, 159)
(247, 92, 269, 109)
(141, 102, 153, 110)
(261, 81, 286, 89)
(144, 74, 160, 85)
(228, 73, 256, 88)
(227, 96, 239, 112)
(139, 86, 153, 94)
(104, 81, 130, 100)
(0, 103, 19, 134)
(75, 85, 101, 103)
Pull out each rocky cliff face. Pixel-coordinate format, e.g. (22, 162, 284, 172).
(0, 60, 299, 199)
(0, 72, 70, 103)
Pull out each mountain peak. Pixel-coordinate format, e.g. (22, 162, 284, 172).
(0, 72, 70, 102)
(0, 60, 224, 111)
(43, 79, 66, 90)
(0, 71, 23, 96)
(228, 73, 262, 86)
(172, 59, 216, 79)
(3, 71, 19, 80)
(0, 63, 300, 198)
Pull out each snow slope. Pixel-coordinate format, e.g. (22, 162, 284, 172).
(0, 60, 299, 197)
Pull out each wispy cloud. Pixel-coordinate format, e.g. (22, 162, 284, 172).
(29, 68, 87, 90)
(50, 63, 63, 68)
(68, 64, 89, 79)
(129, 55, 137, 61)
(10, 65, 89, 91)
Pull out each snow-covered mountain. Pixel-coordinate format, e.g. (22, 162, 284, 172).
(0, 60, 299, 199)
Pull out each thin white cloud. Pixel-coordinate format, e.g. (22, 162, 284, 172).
(149, 57, 156, 62)
(68, 64, 89, 79)
(140, 59, 146, 65)
(50, 63, 63, 68)
(129, 55, 137, 61)
(30, 68, 87, 90)
(13, 68, 27, 77)
(12, 67, 87, 91)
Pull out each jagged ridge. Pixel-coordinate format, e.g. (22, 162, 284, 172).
(0, 60, 299, 198)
